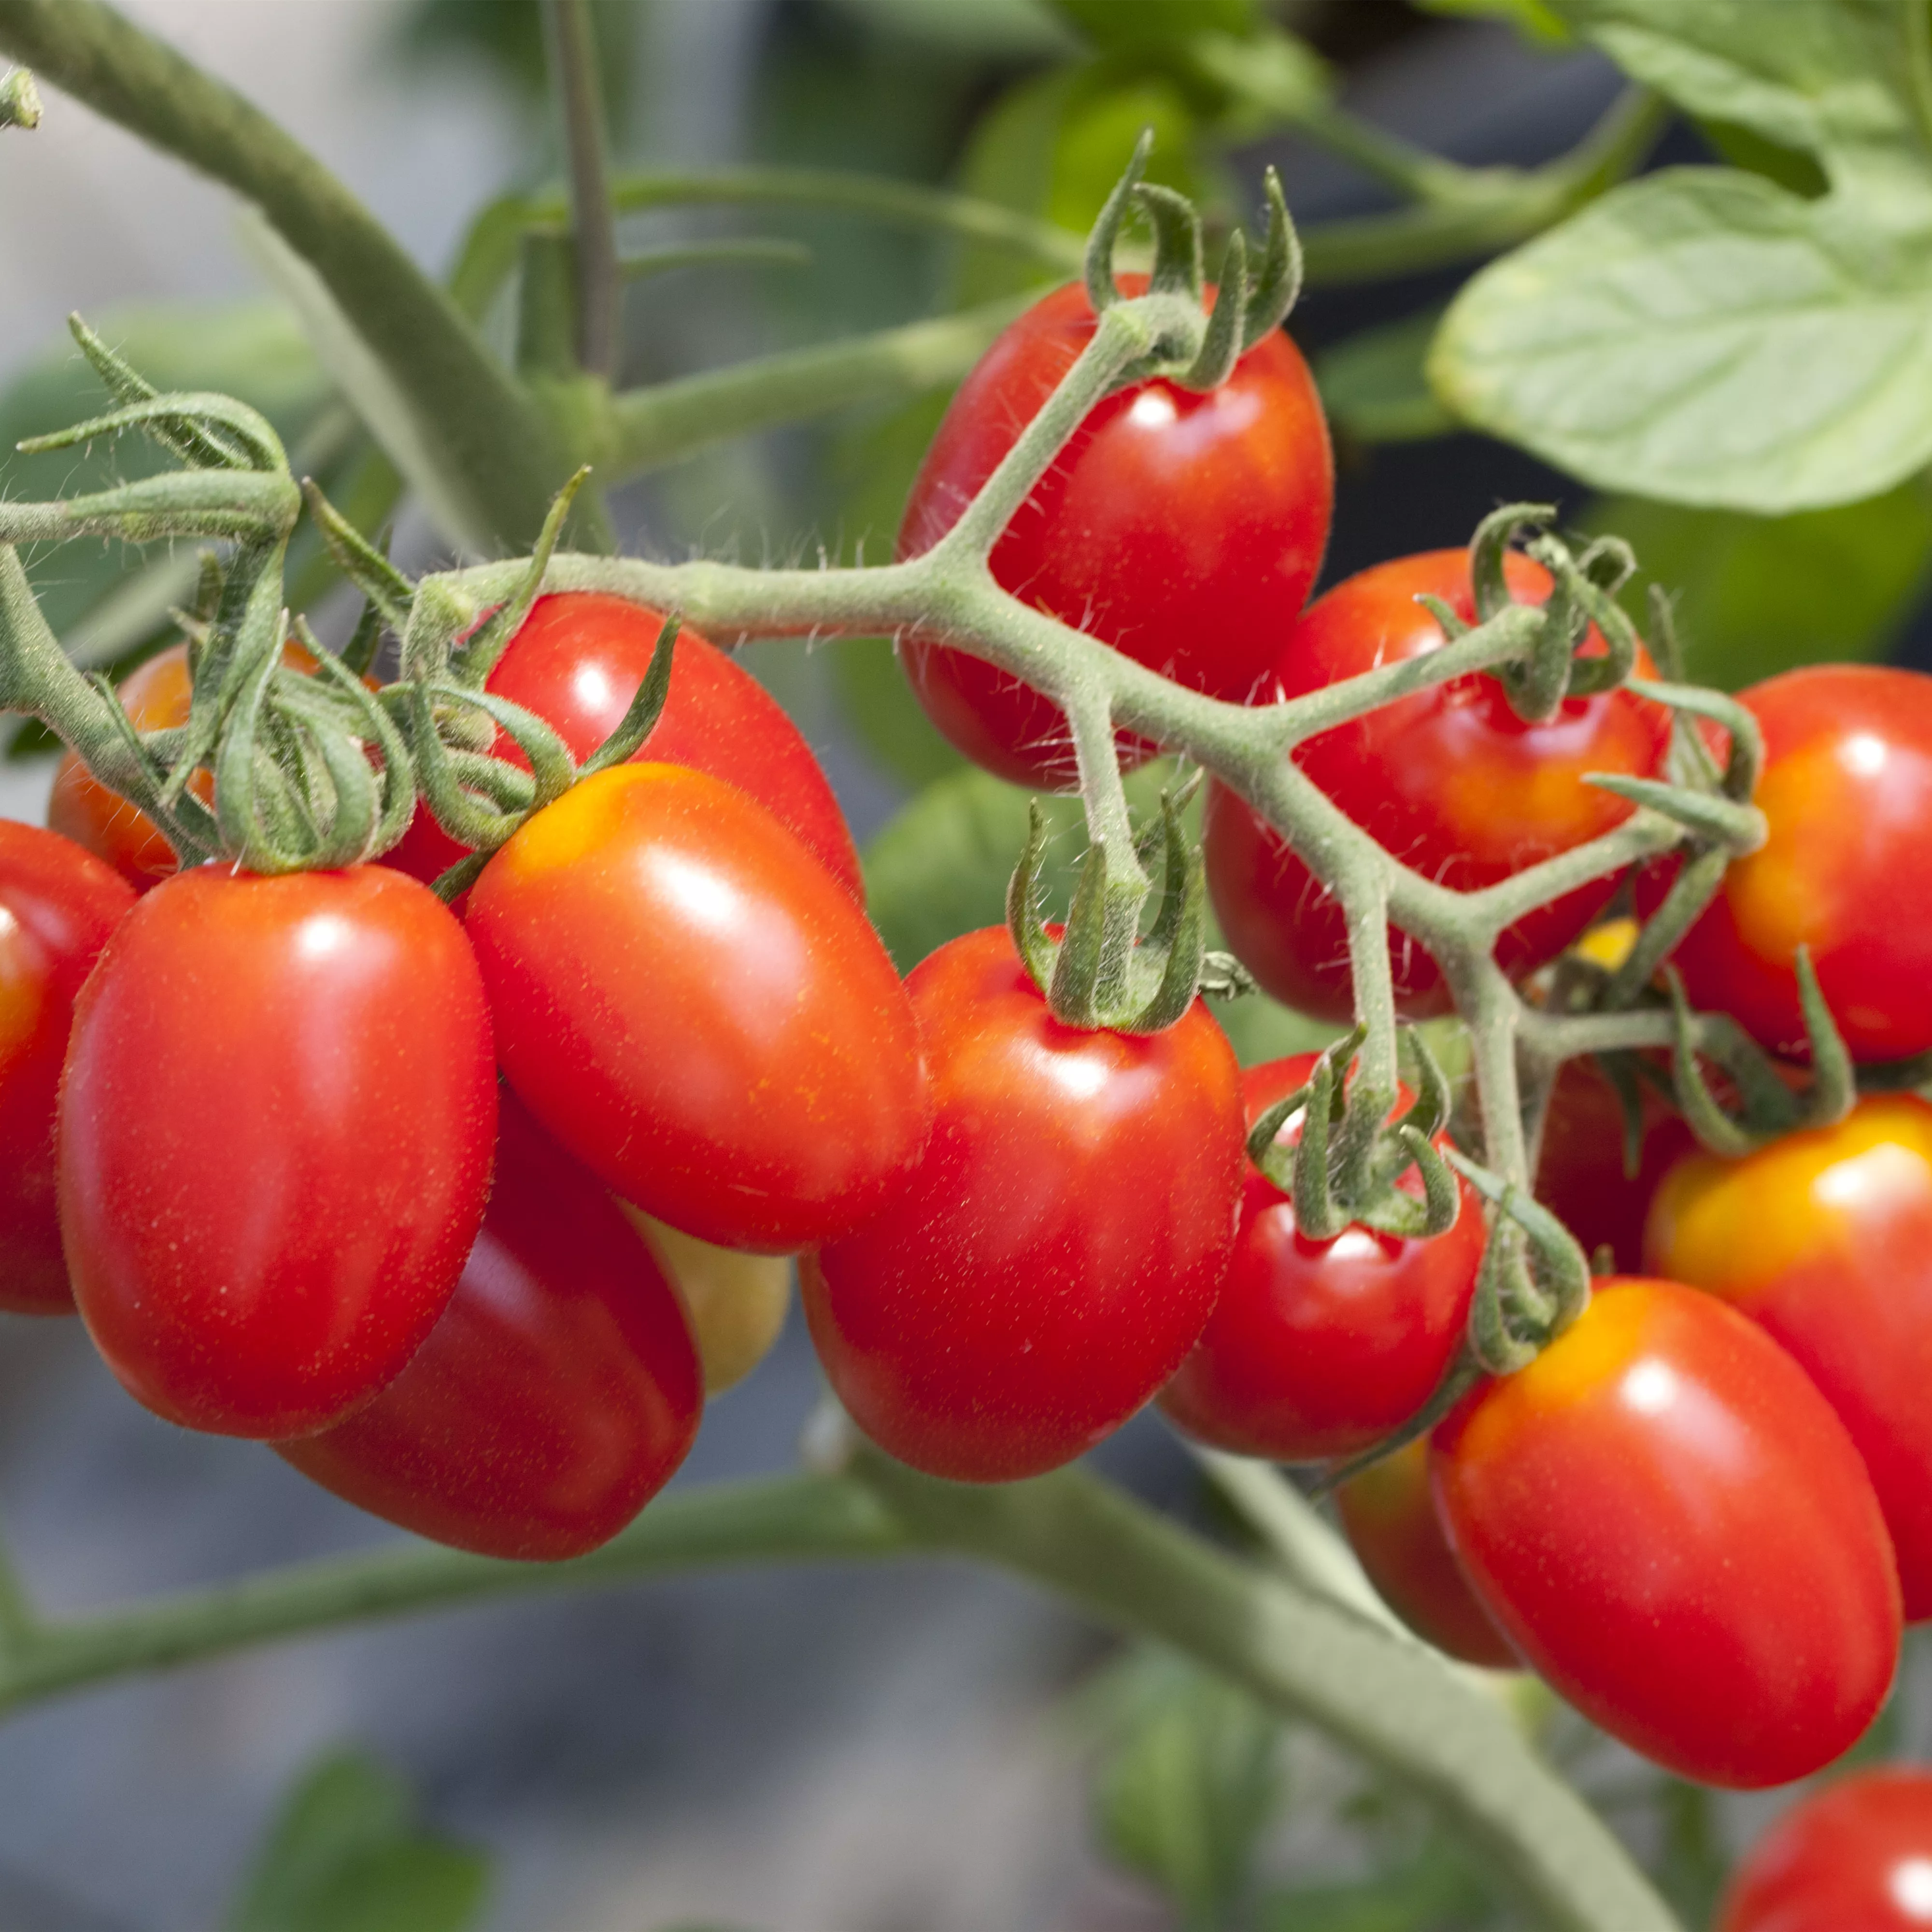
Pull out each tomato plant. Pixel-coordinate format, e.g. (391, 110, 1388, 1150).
(1159, 1051, 1483, 1461)
(804, 923, 1243, 1482)
(59, 865, 497, 1438)
(467, 764, 928, 1254)
(1433, 1279, 1901, 1788)
(1204, 551, 1669, 1020)
(897, 275, 1332, 790)
(1647, 1094, 1932, 1621)
(280, 1093, 701, 1562)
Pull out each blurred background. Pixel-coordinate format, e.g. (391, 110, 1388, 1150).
(3, 3, 1932, 1928)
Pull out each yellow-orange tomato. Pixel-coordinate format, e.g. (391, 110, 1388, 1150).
(618, 1203, 791, 1394)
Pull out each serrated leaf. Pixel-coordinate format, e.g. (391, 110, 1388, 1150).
(1316, 308, 1454, 445)
(1430, 166, 1932, 511)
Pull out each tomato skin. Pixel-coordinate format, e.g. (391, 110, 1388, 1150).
(0, 823, 136, 1314)
(1158, 1053, 1483, 1460)
(1204, 552, 1669, 1020)
(1535, 1058, 1693, 1275)
(805, 924, 1243, 1482)
(1335, 1440, 1517, 1669)
(467, 764, 927, 1255)
(1647, 1095, 1932, 1621)
(385, 592, 861, 900)
(278, 1094, 700, 1560)
(1434, 1278, 1901, 1787)
(1641, 666, 1932, 1063)
(59, 866, 497, 1437)
(897, 277, 1333, 790)
(1718, 1769, 1932, 1932)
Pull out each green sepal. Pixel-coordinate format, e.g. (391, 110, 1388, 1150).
(1083, 130, 1154, 317)
(431, 849, 493, 905)
(1241, 168, 1301, 347)
(1663, 969, 1793, 1158)
(578, 613, 679, 777)
(1175, 230, 1245, 394)
(1308, 1347, 1482, 1494)
(302, 480, 416, 638)
(1133, 183, 1204, 303)
(1467, 503, 1554, 626)
(61, 314, 252, 473)
(1006, 801, 1060, 995)
(1601, 843, 1730, 1011)
(448, 466, 592, 687)
(1447, 1150, 1591, 1374)
(1413, 593, 1470, 641)
(1626, 678, 1764, 803)
(1585, 773, 1765, 854)
(20, 390, 285, 476)
(1793, 945, 1856, 1131)
(1048, 839, 1112, 1025)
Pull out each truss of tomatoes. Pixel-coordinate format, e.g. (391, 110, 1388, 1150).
(8, 275, 1932, 1794)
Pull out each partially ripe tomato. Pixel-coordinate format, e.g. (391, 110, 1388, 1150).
(385, 592, 861, 899)
(1434, 1279, 1901, 1787)
(1159, 1052, 1483, 1461)
(468, 765, 927, 1254)
(1719, 1768, 1932, 1932)
(279, 1094, 700, 1560)
(1647, 1095, 1932, 1620)
(0, 822, 135, 1314)
(60, 866, 497, 1437)
(1335, 1439, 1516, 1669)
(1535, 1057, 1692, 1274)
(1641, 666, 1932, 1063)
(897, 277, 1333, 790)
(618, 1203, 791, 1395)
(1205, 551, 1669, 1020)
(805, 924, 1243, 1482)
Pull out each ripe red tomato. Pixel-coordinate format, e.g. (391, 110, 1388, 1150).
(1647, 1094, 1932, 1622)
(1641, 666, 1932, 1064)
(1535, 1057, 1692, 1274)
(60, 866, 497, 1437)
(0, 822, 135, 1314)
(467, 764, 927, 1255)
(897, 276, 1333, 789)
(278, 1093, 700, 1560)
(1204, 551, 1669, 1021)
(1335, 1439, 1516, 1669)
(1434, 1278, 1901, 1787)
(804, 924, 1243, 1482)
(386, 592, 861, 899)
(1718, 1768, 1932, 1932)
(1158, 1051, 1483, 1460)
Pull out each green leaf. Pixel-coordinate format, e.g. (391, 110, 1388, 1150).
(1260, 1841, 1501, 1932)
(225, 1750, 488, 1932)
(1430, 167, 1932, 511)
(1414, 0, 1569, 44)
(1051, 0, 1257, 48)
(1315, 309, 1454, 446)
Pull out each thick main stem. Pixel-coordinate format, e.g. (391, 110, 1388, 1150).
(543, 0, 621, 383)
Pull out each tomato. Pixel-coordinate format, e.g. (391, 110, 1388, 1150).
(1646, 1095, 1932, 1621)
(1434, 1279, 1900, 1787)
(618, 1203, 791, 1395)
(60, 866, 496, 1437)
(467, 764, 926, 1254)
(1335, 1439, 1517, 1669)
(386, 592, 862, 899)
(1718, 1768, 1932, 1932)
(0, 822, 135, 1314)
(1158, 1051, 1482, 1461)
(279, 1094, 700, 1560)
(804, 924, 1243, 1482)
(896, 277, 1333, 790)
(1204, 551, 1670, 1021)
(1535, 1057, 1692, 1275)
(1640, 666, 1932, 1064)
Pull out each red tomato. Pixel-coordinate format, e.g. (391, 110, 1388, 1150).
(1434, 1279, 1901, 1787)
(278, 1093, 700, 1560)
(467, 764, 926, 1255)
(1647, 1095, 1932, 1621)
(0, 822, 134, 1314)
(1335, 1439, 1517, 1669)
(1204, 551, 1669, 1020)
(386, 593, 861, 899)
(804, 924, 1243, 1481)
(1719, 1768, 1932, 1932)
(897, 277, 1333, 790)
(1158, 1051, 1483, 1460)
(1641, 666, 1932, 1064)
(59, 866, 496, 1437)
(1535, 1057, 1692, 1275)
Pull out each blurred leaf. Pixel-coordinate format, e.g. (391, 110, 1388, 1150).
(1413, 0, 1569, 43)
(1696, 118, 1829, 200)
(826, 0, 1076, 57)
(226, 1750, 487, 1932)
(1316, 309, 1454, 446)
(1261, 1838, 1502, 1932)
(1583, 480, 1932, 687)
(1051, 0, 1258, 48)
(392, 0, 641, 131)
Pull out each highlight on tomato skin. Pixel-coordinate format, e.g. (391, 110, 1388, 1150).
(279, 1094, 702, 1562)
(1647, 1093, 1932, 1622)
(58, 864, 498, 1440)
(1432, 1278, 1902, 1789)
(1158, 1051, 1483, 1462)
(897, 274, 1333, 791)
(804, 923, 1245, 1484)
(0, 821, 136, 1315)
(1204, 549, 1670, 1022)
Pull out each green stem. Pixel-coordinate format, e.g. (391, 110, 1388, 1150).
(542, 0, 620, 382)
